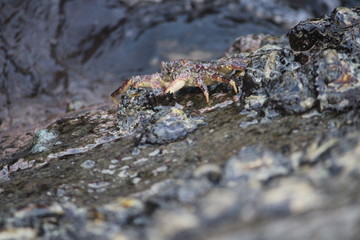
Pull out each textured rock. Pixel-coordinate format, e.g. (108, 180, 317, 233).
(1, 4, 360, 240)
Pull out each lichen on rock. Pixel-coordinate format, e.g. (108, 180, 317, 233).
(30, 129, 59, 154)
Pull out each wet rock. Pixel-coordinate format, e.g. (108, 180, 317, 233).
(3, 0, 356, 131)
(226, 34, 289, 56)
(226, 36, 318, 114)
(288, 7, 360, 112)
(288, 7, 360, 51)
(0, 165, 10, 181)
(316, 49, 360, 111)
(140, 107, 205, 144)
(116, 88, 173, 135)
(225, 7, 360, 114)
(116, 88, 205, 144)
(223, 145, 292, 186)
(148, 149, 160, 157)
(80, 160, 96, 169)
(243, 95, 267, 110)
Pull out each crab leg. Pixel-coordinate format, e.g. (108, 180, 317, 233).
(110, 73, 164, 104)
(195, 78, 210, 104)
(211, 73, 239, 94)
(110, 78, 135, 104)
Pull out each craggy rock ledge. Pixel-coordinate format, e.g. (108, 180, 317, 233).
(0, 7, 360, 240)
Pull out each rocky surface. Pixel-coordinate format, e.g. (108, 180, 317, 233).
(1, 3, 360, 240)
(0, 0, 354, 131)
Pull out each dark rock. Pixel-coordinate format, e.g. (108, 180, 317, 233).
(115, 88, 205, 143)
(288, 7, 360, 51)
(225, 7, 360, 114)
(140, 107, 205, 144)
(316, 49, 360, 111)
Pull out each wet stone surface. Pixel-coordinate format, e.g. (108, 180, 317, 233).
(1, 4, 360, 240)
(116, 88, 206, 144)
(227, 7, 360, 114)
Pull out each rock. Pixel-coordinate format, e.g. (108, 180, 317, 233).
(80, 160, 96, 169)
(287, 7, 360, 111)
(140, 107, 205, 144)
(1, 4, 360, 240)
(223, 145, 292, 186)
(316, 49, 360, 111)
(226, 7, 360, 114)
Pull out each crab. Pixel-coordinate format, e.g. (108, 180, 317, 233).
(110, 57, 248, 105)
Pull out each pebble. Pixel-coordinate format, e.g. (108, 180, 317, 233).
(134, 158, 148, 165)
(132, 177, 142, 184)
(131, 148, 141, 156)
(9, 162, 19, 172)
(81, 160, 96, 169)
(152, 166, 168, 176)
(109, 164, 117, 169)
(148, 149, 161, 157)
(35, 162, 49, 169)
(88, 182, 110, 189)
(18, 158, 31, 170)
(101, 169, 115, 175)
(129, 172, 138, 178)
(120, 165, 130, 170)
(118, 170, 128, 178)
(111, 159, 119, 164)
(239, 119, 258, 128)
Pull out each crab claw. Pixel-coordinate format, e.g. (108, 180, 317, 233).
(164, 71, 190, 94)
(110, 73, 164, 105)
(164, 79, 186, 94)
(163, 71, 212, 104)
